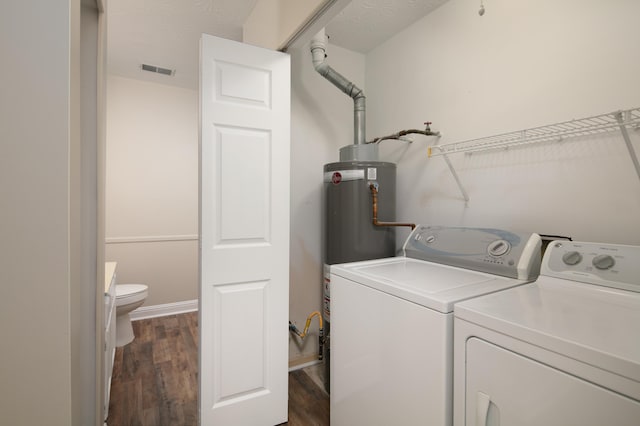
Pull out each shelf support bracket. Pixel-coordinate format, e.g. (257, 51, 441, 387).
(614, 111, 640, 182)
(442, 153, 470, 202)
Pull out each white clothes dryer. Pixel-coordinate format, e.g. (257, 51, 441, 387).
(330, 225, 541, 426)
(453, 240, 640, 426)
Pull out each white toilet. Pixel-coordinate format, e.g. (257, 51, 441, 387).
(115, 284, 148, 347)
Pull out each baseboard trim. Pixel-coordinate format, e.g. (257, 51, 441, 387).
(288, 359, 322, 372)
(288, 353, 322, 371)
(130, 299, 199, 321)
(106, 234, 198, 244)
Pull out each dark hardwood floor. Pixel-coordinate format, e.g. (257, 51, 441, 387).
(107, 312, 329, 426)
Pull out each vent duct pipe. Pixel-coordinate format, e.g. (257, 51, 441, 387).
(311, 29, 366, 146)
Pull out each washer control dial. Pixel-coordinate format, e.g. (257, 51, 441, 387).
(562, 251, 583, 266)
(592, 254, 615, 270)
(487, 239, 511, 257)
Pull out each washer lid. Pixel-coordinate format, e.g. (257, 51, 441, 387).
(331, 257, 528, 313)
(455, 276, 640, 383)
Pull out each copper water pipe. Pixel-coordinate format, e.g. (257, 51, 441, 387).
(369, 184, 416, 230)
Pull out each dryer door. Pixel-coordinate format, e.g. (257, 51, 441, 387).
(465, 338, 640, 426)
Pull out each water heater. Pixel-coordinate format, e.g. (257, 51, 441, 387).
(324, 161, 396, 265)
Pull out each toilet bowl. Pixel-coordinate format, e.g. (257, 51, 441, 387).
(115, 284, 148, 347)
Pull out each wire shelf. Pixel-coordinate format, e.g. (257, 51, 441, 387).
(428, 108, 640, 157)
(426, 107, 640, 202)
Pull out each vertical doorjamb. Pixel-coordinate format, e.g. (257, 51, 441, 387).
(95, 0, 107, 424)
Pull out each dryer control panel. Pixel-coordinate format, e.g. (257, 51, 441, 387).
(402, 225, 542, 280)
(542, 241, 640, 292)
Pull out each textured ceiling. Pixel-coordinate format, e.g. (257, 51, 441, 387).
(326, 0, 449, 53)
(107, 0, 449, 90)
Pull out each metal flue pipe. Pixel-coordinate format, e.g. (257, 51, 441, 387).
(310, 29, 366, 145)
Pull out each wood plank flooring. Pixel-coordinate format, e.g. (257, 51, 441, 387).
(107, 312, 329, 426)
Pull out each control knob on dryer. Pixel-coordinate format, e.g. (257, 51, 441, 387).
(562, 251, 582, 265)
(592, 254, 615, 270)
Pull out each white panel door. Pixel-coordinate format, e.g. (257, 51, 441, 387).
(199, 34, 290, 426)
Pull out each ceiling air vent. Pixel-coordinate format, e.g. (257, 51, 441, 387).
(141, 63, 174, 76)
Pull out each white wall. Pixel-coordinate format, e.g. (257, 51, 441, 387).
(289, 42, 366, 363)
(366, 0, 640, 245)
(106, 75, 198, 306)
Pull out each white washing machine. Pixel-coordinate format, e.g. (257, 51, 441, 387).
(330, 225, 542, 426)
(453, 240, 640, 426)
